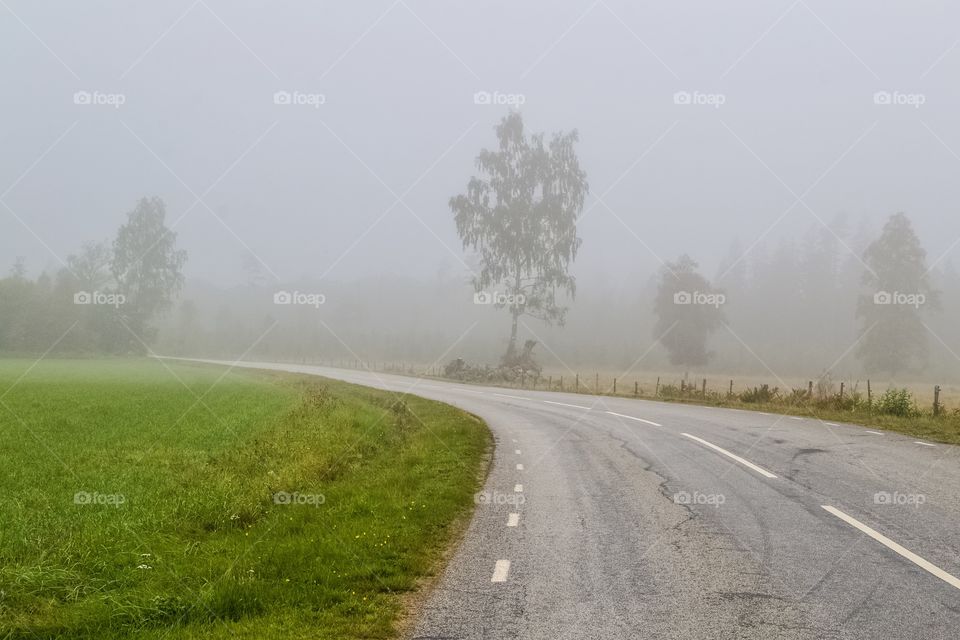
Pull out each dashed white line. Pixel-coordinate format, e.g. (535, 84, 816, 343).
(865, 430, 884, 435)
(821, 505, 960, 590)
(824, 422, 840, 427)
(514, 484, 523, 493)
(543, 400, 592, 410)
(516, 463, 524, 471)
(681, 433, 778, 478)
(507, 513, 519, 527)
(492, 559, 511, 582)
(605, 411, 662, 427)
(493, 393, 531, 401)
(515, 449, 521, 455)
(915, 441, 936, 447)
(461, 389, 486, 395)
(789, 416, 804, 421)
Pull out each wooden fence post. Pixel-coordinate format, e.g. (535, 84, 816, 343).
(807, 380, 813, 399)
(729, 380, 734, 397)
(634, 381, 639, 397)
(702, 379, 707, 398)
(595, 373, 599, 393)
(934, 385, 942, 416)
(655, 377, 660, 397)
(867, 379, 872, 407)
(576, 374, 579, 393)
(839, 382, 845, 403)
(613, 378, 617, 394)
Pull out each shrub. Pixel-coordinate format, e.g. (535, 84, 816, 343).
(876, 388, 916, 417)
(740, 385, 778, 403)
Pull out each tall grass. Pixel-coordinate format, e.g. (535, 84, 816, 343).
(0, 359, 490, 639)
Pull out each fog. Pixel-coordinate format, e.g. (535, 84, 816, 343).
(4, 1, 960, 382)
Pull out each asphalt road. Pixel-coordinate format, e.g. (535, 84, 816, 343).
(179, 360, 960, 639)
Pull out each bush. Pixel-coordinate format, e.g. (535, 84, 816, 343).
(740, 384, 778, 403)
(876, 388, 916, 417)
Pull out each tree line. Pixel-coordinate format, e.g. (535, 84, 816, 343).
(0, 197, 186, 354)
(448, 114, 945, 378)
(1, 113, 956, 383)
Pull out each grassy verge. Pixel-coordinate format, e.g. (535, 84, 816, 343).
(635, 392, 960, 445)
(442, 371, 960, 444)
(0, 359, 490, 639)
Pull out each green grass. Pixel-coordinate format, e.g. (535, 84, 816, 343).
(0, 359, 490, 639)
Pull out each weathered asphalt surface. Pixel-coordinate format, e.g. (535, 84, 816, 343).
(178, 360, 960, 639)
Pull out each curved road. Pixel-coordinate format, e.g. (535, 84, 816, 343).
(181, 360, 960, 639)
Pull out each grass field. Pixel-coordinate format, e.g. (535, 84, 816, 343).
(0, 359, 490, 639)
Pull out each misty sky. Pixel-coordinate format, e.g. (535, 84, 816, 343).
(3, 1, 960, 287)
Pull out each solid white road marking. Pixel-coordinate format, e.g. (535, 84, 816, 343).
(605, 411, 662, 427)
(681, 433, 778, 478)
(543, 400, 592, 410)
(821, 505, 960, 590)
(516, 463, 524, 471)
(515, 449, 521, 455)
(514, 484, 523, 492)
(507, 513, 519, 527)
(790, 416, 804, 421)
(915, 441, 936, 447)
(824, 422, 840, 427)
(492, 560, 511, 582)
(865, 430, 884, 435)
(493, 393, 531, 401)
